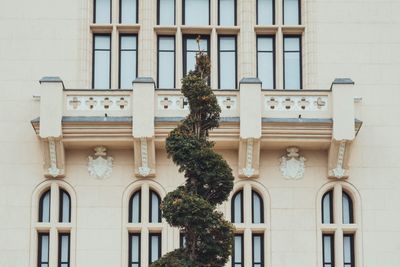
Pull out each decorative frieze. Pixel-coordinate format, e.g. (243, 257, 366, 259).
(157, 95, 237, 111)
(66, 95, 130, 111)
(280, 147, 306, 180)
(238, 138, 260, 178)
(265, 95, 328, 112)
(88, 146, 113, 179)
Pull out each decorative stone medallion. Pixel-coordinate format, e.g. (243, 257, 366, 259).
(280, 147, 306, 180)
(88, 146, 113, 179)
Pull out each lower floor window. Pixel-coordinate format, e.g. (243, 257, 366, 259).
(323, 234, 334, 267)
(252, 234, 264, 267)
(58, 233, 70, 267)
(149, 233, 162, 264)
(38, 233, 49, 267)
(129, 233, 141, 267)
(344, 234, 355, 267)
(233, 234, 244, 267)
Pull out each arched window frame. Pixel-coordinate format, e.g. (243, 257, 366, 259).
(31, 180, 76, 267)
(231, 190, 244, 223)
(317, 182, 362, 267)
(229, 181, 271, 267)
(129, 190, 142, 223)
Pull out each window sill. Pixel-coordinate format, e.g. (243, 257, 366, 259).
(281, 25, 305, 34)
(254, 25, 279, 34)
(116, 24, 141, 33)
(153, 25, 178, 34)
(90, 24, 113, 33)
(180, 25, 213, 34)
(215, 26, 240, 34)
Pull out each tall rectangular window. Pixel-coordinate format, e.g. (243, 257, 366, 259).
(38, 233, 49, 267)
(120, 0, 137, 24)
(158, 36, 175, 88)
(283, 0, 300, 25)
(283, 35, 301, 89)
(129, 233, 141, 267)
(119, 35, 137, 89)
(344, 235, 355, 267)
(158, 0, 175, 25)
(149, 233, 161, 264)
(94, 0, 111, 23)
(232, 234, 244, 267)
(180, 233, 186, 248)
(257, 0, 274, 25)
(93, 34, 111, 89)
(252, 234, 264, 267)
(58, 233, 70, 267)
(322, 234, 334, 267)
(183, 0, 209, 25)
(183, 35, 209, 75)
(218, 36, 237, 89)
(257, 36, 275, 89)
(219, 0, 236, 26)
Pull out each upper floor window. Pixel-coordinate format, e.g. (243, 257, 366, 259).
(257, 0, 274, 25)
(59, 189, 71, 223)
(183, 0, 210, 25)
(120, 0, 138, 23)
(218, 36, 237, 89)
(231, 190, 243, 223)
(257, 36, 275, 89)
(129, 190, 141, 223)
(283, 0, 300, 24)
(283, 35, 302, 89)
(321, 190, 333, 224)
(252, 190, 264, 224)
(183, 35, 209, 75)
(342, 192, 354, 224)
(119, 34, 138, 89)
(218, 0, 236, 26)
(39, 190, 50, 223)
(158, 0, 175, 25)
(94, 0, 111, 23)
(157, 36, 176, 88)
(150, 190, 161, 223)
(93, 34, 111, 89)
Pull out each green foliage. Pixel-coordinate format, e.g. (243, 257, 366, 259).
(151, 38, 234, 267)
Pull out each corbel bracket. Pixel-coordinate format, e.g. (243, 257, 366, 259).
(328, 139, 352, 179)
(42, 137, 65, 178)
(133, 137, 156, 178)
(238, 138, 260, 178)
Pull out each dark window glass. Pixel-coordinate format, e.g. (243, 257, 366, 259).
(59, 189, 71, 223)
(283, 35, 301, 89)
(252, 234, 264, 267)
(257, 36, 275, 89)
(158, 0, 175, 25)
(129, 233, 141, 267)
(38, 233, 50, 267)
(94, 0, 111, 23)
(183, 0, 209, 25)
(39, 190, 51, 223)
(149, 233, 161, 264)
(283, 0, 300, 25)
(58, 233, 70, 267)
(219, 0, 236, 26)
(252, 191, 264, 224)
(218, 36, 237, 89)
(149, 190, 161, 223)
(119, 35, 137, 89)
(231, 191, 243, 223)
(129, 190, 141, 223)
(179, 232, 186, 248)
(322, 234, 334, 267)
(343, 234, 355, 267)
(342, 192, 354, 224)
(257, 0, 274, 25)
(322, 190, 333, 224)
(183, 35, 209, 75)
(120, 0, 138, 23)
(158, 36, 175, 88)
(93, 34, 111, 89)
(232, 234, 244, 267)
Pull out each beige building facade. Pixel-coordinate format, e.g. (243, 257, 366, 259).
(1, 0, 400, 266)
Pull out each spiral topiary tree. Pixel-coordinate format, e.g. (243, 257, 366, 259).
(151, 37, 235, 267)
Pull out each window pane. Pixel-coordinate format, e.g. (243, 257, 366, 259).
(284, 0, 300, 24)
(343, 235, 354, 265)
(322, 191, 332, 224)
(150, 191, 161, 223)
(342, 192, 353, 224)
(93, 35, 111, 89)
(252, 191, 263, 223)
(39, 190, 51, 223)
(257, 0, 273, 25)
(59, 234, 70, 264)
(253, 235, 263, 264)
(232, 191, 242, 223)
(323, 236, 332, 262)
(159, 0, 175, 25)
(284, 37, 301, 89)
(149, 234, 161, 263)
(219, 37, 236, 89)
(40, 235, 49, 262)
(158, 37, 175, 88)
(258, 51, 274, 89)
(130, 234, 140, 263)
(119, 36, 137, 89)
(184, 0, 209, 25)
(234, 235, 243, 264)
(258, 37, 273, 51)
(120, 0, 137, 23)
(284, 37, 300, 51)
(219, 0, 235, 26)
(94, 0, 111, 23)
(59, 190, 71, 223)
(180, 233, 186, 248)
(130, 191, 141, 223)
(184, 37, 208, 74)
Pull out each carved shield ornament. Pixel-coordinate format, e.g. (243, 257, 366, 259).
(88, 146, 113, 179)
(280, 147, 306, 180)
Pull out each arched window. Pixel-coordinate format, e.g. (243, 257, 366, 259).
(129, 190, 141, 223)
(342, 191, 353, 224)
(149, 190, 161, 223)
(252, 190, 264, 224)
(231, 190, 243, 223)
(39, 189, 51, 223)
(321, 190, 333, 224)
(59, 189, 71, 223)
